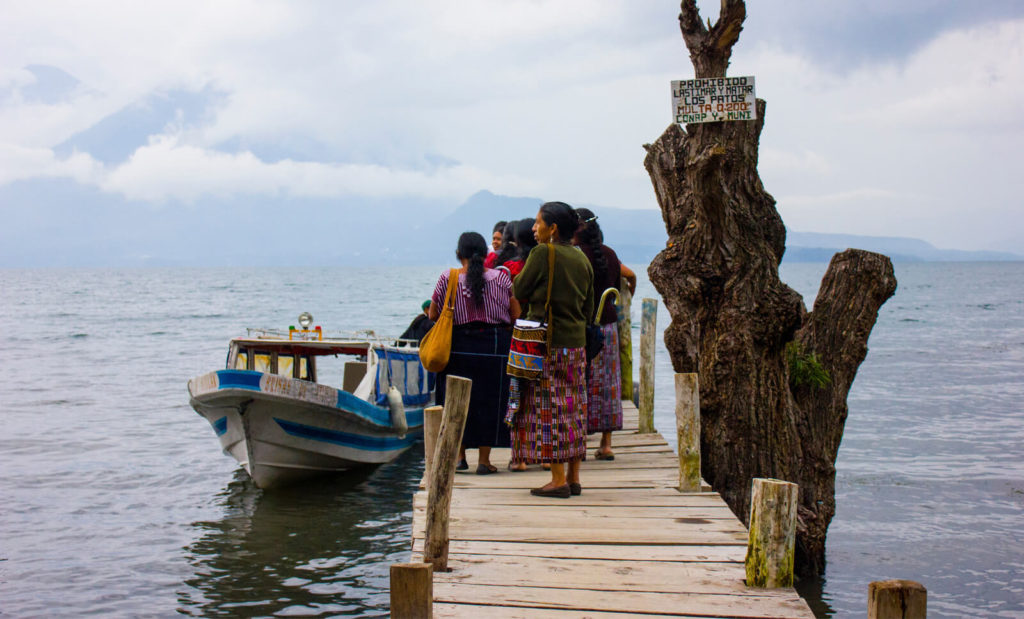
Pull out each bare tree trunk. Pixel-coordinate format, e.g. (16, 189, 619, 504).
(645, 0, 897, 576)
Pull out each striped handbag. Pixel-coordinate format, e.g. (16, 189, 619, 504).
(506, 243, 555, 380)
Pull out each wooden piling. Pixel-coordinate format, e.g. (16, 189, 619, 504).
(422, 405, 444, 486)
(745, 478, 798, 588)
(617, 275, 633, 402)
(390, 562, 433, 618)
(638, 298, 657, 434)
(675, 373, 700, 492)
(422, 375, 472, 572)
(868, 580, 927, 619)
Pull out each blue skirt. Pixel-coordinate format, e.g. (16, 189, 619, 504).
(436, 322, 513, 448)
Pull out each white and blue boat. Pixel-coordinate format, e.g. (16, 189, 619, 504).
(188, 316, 431, 489)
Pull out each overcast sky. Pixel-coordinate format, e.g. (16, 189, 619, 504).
(2, 1, 1022, 252)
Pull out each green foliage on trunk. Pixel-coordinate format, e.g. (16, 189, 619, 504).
(786, 342, 831, 389)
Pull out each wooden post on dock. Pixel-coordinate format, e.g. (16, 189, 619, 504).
(675, 372, 700, 492)
(617, 276, 633, 402)
(421, 405, 444, 487)
(422, 375, 472, 572)
(745, 478, 798, 588)
(389, 562, 433, 618)
(638, 297, 657, 434)
(868, 580, 927, 619)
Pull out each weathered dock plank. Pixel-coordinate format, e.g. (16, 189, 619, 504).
(406, 400, 814, 618)
(412, 539, 746, 563)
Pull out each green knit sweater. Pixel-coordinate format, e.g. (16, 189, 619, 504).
(513, 243, 594, 349)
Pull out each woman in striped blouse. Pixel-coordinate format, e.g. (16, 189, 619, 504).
(429, 232, 521, 474)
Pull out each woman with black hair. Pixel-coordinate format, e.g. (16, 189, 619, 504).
(489, 220, 519, 271)
(429, 231, 521, 474)
(497, 217, 539, 281)
(508, 202, 594, 498)
(573, 208, 637, 461)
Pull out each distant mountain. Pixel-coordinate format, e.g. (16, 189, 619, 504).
(436, 190, 666, 264)
(783, 231, 1022, 262)
(0, 184, 1018, 266)
(439, 191, 1023, 264)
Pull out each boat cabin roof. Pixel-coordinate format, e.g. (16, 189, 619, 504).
(230, 337, 373, 357)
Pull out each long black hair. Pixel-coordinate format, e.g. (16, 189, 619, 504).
(574, 207, 607, 285)
(515, 217, 538, 259)
(456, 231, 488, 306)
(538, 201, 580, 242)
(494, 220, 518, 268)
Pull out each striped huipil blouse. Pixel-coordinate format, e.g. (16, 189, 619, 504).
(431, 269, 513, 325)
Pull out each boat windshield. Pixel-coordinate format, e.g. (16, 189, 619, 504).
(229, 345, 312, 381)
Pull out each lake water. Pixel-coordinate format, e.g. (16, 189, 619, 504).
(1, 262, 1021, 617)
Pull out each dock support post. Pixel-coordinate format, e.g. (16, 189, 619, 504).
(423, 375, 472, 572)
(389, 562, 433, 618)
(638, 297, 657, 434)
(421, 405, 444, 488)
(868, 580, 927, 619)
(745, 477, 798, 588)
(675, 372, 700, 492)
(617, 276, 633, 402)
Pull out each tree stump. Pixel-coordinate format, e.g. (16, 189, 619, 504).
(645, 0, 897, 575)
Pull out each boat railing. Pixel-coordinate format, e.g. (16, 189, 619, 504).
(244, 327, 417, 346)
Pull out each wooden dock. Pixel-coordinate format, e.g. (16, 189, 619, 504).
(409, 401, 815, 618)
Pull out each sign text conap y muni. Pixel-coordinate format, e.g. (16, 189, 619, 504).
(672, 76, 757, 125)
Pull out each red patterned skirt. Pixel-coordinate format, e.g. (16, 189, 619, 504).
(587, 322, 623, 433)
(510, 347, 589, 463)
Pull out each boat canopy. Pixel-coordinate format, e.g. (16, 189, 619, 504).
(229, 337, 372, 357)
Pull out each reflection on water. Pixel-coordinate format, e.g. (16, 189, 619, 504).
(178, 447, 424, 617)
(796, 574, 835, 618)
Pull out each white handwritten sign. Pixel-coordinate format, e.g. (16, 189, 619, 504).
(672, 76, 757, 125)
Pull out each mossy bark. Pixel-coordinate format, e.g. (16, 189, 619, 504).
(645, 0, 897, 576)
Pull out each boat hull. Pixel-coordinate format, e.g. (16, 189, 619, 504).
(189, 370, 425, 488)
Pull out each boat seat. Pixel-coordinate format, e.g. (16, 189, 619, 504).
(343, 361, 367, 393)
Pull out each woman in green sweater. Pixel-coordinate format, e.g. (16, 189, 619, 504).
(509, 201, 594, 498)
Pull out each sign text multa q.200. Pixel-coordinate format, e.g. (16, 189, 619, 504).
(672, 76, 757, 125)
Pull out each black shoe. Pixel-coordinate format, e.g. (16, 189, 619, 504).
(569, 482, 582, 496)
(530, 484, 571, 499)
(456, 458, 468, 471)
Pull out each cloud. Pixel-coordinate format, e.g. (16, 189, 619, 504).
(0, 142, 101, 185)
(1, 1, 1023, 253)
(760, 148, 833, 177)
(827, 19, 1024, 131)
(778, 188, 907, 208)
(97, 134, 542, 202)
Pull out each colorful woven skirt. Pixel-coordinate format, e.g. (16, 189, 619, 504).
(510, 346, 588, 463)
(587, 322, 623, 434)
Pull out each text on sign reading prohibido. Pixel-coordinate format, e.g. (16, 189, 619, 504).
(671, 76, 757, 125)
